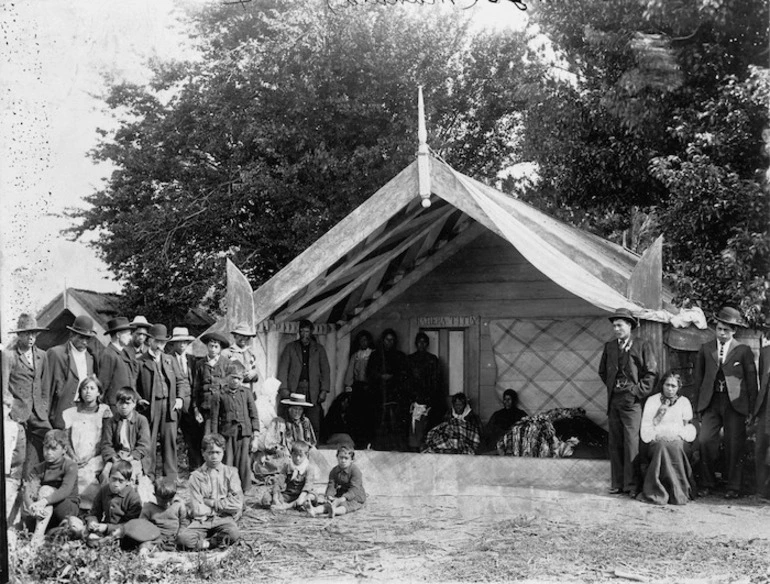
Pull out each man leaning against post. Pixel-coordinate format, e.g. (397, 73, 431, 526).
(599, 308, 658, 499)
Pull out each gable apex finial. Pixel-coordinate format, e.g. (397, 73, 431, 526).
(417, 86, 431, 208)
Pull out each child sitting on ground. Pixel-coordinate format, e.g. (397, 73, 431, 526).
(307, 445, 366, 518)
(23, 429, 80, 545)
(100, 388, 154, 502)
(134, 477, 189, 553)
(208, 361, 259, 490)
(177, 433, 244, 550)
(62, 375, 113, 510)
(85, 460, 142, 546)
(271, 440, 318, 510)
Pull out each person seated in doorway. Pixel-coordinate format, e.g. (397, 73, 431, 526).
(640, 372, 697, 505)
(484, 389, 528, 452)
(321, 390, 355, 444)
(422, 393, 483, 455)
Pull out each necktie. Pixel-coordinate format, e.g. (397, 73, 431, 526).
(179, 355, 187, 375)
(718, 342, 725, 365)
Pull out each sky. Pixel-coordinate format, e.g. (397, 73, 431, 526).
(0, 0, 528, 338)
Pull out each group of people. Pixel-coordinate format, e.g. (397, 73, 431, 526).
(600, 306, 769, 506)
(2, 313, 367, 551)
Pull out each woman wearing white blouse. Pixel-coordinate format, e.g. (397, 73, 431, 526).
(640, 372, 697, 504)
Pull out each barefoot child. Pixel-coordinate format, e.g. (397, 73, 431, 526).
(271, 440, 318, 510)
(22, 429, 79, 544)
(308, 445, 366, 517)
(208, 361, 259, 489)
(134, 477, 189, 553)
(177, 433, 244, 550)
(85, 460, 142, 546)
(62, 375, 112, 510)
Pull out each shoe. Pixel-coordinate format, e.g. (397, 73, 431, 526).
(628, 491, 638, 499)
(608, 488, 623, 495)
(724, 490, 739, 500)
(697, 488, 710, 498)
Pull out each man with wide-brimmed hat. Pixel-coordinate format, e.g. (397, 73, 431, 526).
(694, 306, 758, 499)
(125, 316, 151, 361)
(229, 322, 259, 391)
(167, 326, 203, 469)
(277, 320, 330, 438)
(98, 317, 137, 408)
(193, 331, 231, 429)
(599, 308, 658, 498)
(135, 324, 191, 481)
(43, 314, 96, 430)
(1, 314, 49, 474)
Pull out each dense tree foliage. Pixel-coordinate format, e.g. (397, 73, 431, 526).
(73, 0, 531, 323)
(521, 0, 769, 324)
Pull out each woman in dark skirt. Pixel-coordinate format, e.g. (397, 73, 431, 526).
(640, 372, 697, 505)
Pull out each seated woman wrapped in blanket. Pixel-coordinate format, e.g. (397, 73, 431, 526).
(497, 407, 592, 457)
(422, 393, 482, 455)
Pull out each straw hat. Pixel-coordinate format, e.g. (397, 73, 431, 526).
(129, 316, 151, 331)
(280, 392, 313, 407)
(230, 322, 257, 337)
(66, 315, 96, 337)
(169, 327, 195, 342)
(10, 314, 48, 333)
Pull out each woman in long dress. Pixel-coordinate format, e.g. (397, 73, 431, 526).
(640, 372, 697, 505)
(61, 375, 112, 510)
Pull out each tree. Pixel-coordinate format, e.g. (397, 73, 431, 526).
(71, 0, 532, 323)
(519, 0, 769, 323)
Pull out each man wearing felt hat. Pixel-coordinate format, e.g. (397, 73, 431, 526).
(135, 324, 191, 481)
(43, 314, 96, 430)
(1, 314, 50, 473)
(98, 317, 136, 408)
(693, 306, 758, 499)
(599, 307, 658, 498)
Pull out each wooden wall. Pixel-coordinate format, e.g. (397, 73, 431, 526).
(353, 230, 608, 423)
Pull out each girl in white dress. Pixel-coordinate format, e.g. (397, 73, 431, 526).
(62, 375, 112, 510)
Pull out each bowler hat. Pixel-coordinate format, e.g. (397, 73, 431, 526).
(714, 306, 747, 328)
(280, 392, 313, 407)
(129, 316, 151, 331)
(10, 314, 48, 333)
(169, 327, 195, 342)
(607, 308, 639, 329)
(230, 322, 257, 337)
(122, 518, 161, 543)
(147, 324, 172, 342)
(201, 331, 230, 349)
(66, 315, 96, 337)
(104, 317, 132, 335)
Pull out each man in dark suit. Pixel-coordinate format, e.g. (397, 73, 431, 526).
(599, 308, 658, 498)
(43, 315, 96, 430)
(124, 315, 151, 362)
(753, 332, 770, 498)
(694, 306, 758, 499)
(1, 314, 49, 471)
(135, 324, 190, 481)
(97, 317, 136, 409)
(167, 326, 203, 470)
(277, 319, 330, 437)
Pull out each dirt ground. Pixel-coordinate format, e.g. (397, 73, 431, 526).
(221, 485, 770, 584)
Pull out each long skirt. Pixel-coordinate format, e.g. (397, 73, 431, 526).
(642, 439, 696, 505)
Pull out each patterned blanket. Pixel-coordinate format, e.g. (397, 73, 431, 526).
(497, 407, 584, 457)
(423, 417, 482, 455)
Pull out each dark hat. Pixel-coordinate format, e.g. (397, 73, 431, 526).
(104, 317, 132, 335)
(122, 518, 161, 543)
(10, 314, 48, 333)
(230, 322, 257, 337)
(129, 316, 151, 331)
(147, 324, 172, 342)
(714, 306, 747, 328)
(66, 315, 97, 337)
(607, 308, 639, 329)
(201, 331, 230, 349)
